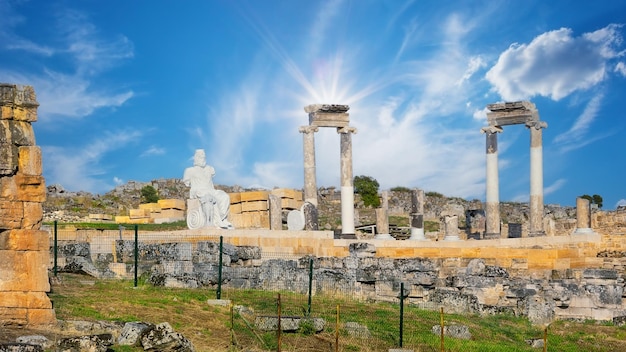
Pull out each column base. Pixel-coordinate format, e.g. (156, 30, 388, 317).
(483, 233, 501, 240)
(443, 235, 461, 241)
(375, 233, 395, 240)
(408, 228, 427, 241)
(528, 231, 546, 237)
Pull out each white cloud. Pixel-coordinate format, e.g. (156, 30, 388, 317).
(140, 146, 166, 157)
(113, 177, 124, 185)
(617, 199, 626, 208)
(544, 178, 567, 196)
(616, 62, 626, 76)
(42, 130, 142, 193)
(486, 24, 624, 101)
(553, 93, 608, 152)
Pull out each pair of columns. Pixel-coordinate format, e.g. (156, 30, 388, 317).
(481, 120, 547, 238)
(299, 125, 357, 235)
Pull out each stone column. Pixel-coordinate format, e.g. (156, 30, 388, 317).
(574, 197, 593, 234)
(299, 126, 319, 206)
(443, 214, 460, 241)
(374, 208, 393, 239)
(409, 188, 426, 240)
(527, 121, 547, 237)
(269, 194, 282, 230)
(0, 83, 55, 326)
(338, 126, 357, 236)
(481, 126, 503, 239)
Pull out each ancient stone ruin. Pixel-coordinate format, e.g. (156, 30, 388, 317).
(0, 84, 55, 326)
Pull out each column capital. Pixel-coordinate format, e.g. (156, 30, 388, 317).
(525, 120, 548, 130)
(299, 125, 319, 134)
(480, 126, 503, 134)
(337, 126, 357, 134)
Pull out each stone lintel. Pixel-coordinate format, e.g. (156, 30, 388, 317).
(305, 104, 350, 128)
(304, 104, 349, 114)
(486, 101, 538, 127)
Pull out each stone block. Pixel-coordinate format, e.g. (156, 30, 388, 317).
(281, 198, 303, 210)
(270, 188, 303, 201)
(17, 146, 42, 176)
(0, 250, 50, 291)
(158, 209, 184, 219)
(0, 229, 48, 251)
(139, 203, 161, 212)
(14, 174, 45, 202)
(309, 112, 350, 127)
(27, 308, 57, 325)
(158, 198, 185, 210)
(239, 191, 269, 202)
(129, 208, 149, 218)
(0, 307, 28, 326)
(241, 200, 268, 212)
(229, 212, 270, 229)
(0, 199, 24, 229)
(0, 291, 52, 309)
(22, 201, 42, 229)
(115, 216, 131, 223)
(229, 193, 242, 203)
(6, 120, 36, 146)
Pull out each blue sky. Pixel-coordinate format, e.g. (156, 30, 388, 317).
(1, 0, 625, 209)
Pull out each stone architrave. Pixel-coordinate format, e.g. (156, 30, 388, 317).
(481, 126, 503, 239)
(574, 197, 594, 234)
(408, 188, 427, 240)
(0, 83, 55, 326)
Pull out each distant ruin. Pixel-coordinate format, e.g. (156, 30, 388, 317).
(0, 84, 55, 326)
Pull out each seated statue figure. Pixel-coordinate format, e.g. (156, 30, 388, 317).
(183, 149, 234, 229)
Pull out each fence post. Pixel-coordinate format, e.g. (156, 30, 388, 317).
(53, 220, 58, 277)
(440, 307, 445, 352)
(217, 236, 223, 299)
(399, 282, 404, 347)
(307, 258, 313, 316)
(335, 304, 340, 352)
(277, 293, 282, 352)
(134, 224, 138, 287)
(543, 326, 548, 352)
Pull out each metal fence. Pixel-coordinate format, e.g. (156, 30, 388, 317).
(48, 222, 550, 351)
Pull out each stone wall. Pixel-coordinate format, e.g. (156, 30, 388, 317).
(0, 84, 55, 326)
(49, 208, 626, 324)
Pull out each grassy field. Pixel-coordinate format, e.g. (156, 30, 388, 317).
(42, 273, 626, 352)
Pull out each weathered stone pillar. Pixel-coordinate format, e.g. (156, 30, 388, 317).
(269, 194, 282, 230)
(0, 83, 55, 326)
(374, 208, 393, 239)
(527, 121, 547, 237)
(443, 214, 460, 241)
(574, 197, 593, 234)
(338, 126, 357, 236)
(481, 126, 503, 239)
(299, 126, 319, 206)
(408, 188, 426, 240)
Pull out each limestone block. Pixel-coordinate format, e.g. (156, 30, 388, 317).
(0, 250, 50, 291)
(129, 208, 149, 218)
(239, 191, 269, 202)
(26, 308, 56, 325)
(22, 201, 42, 229)
(0, 199, 24, 229)
(0, 229, 49, 251)
(0, 307, 28, 326)
(158, 209, 184, 218)
(0, 141, 17, 175)
(139, 203, 161, 212)
(115, 216, 131, 223)
(229, 211, 270, 229)
(271, 188, 303, 201)
(5, 120, 36, 146)
(241, 200, 268, 212)
(229, 192, 242, 204)
(309, 112, 350, 127)
(0, 292, 52, 309)
(14, 174, 46, 202)
(281, 198, 303, 210)
(17, 146, 42, 175)
(0, 106, 37, 122)
(158, 199, 185, 210)
(230, 203, 242, 214)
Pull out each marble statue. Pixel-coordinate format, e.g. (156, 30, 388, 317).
(183, 149, 234, 229)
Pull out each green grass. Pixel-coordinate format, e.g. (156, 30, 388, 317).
(47, 274, 626, 352)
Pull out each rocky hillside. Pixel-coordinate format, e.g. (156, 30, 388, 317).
(44, 178, 577, 226)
